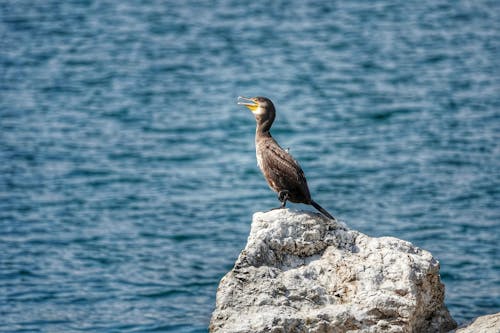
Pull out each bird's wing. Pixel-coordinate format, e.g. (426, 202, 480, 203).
(261, 141, 309, 192)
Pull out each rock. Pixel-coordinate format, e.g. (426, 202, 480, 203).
(455, 312, 500, 333)
(210, 209, 457, 333)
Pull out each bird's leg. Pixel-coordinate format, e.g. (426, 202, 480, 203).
(270, 190, 289, 211)
(278, 190, 289, 208)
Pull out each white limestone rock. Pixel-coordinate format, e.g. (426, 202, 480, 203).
(455, 312, 500, 333)
(210, 209, 457, 333)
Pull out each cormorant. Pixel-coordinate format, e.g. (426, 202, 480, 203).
(237, 96, 336, 220)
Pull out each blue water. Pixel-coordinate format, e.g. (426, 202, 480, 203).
(1, 1, 499, 332)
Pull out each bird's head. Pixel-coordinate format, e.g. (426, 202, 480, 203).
(237, 96, 276, 126)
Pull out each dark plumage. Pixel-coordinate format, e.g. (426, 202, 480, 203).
(237, 96, 336, 220)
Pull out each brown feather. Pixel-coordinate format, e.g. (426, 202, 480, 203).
(256, 136, 311, 204)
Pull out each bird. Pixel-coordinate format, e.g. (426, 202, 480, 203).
(237, 96, 336, 220)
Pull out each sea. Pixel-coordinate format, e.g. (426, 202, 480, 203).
(1, 1, 499, 332)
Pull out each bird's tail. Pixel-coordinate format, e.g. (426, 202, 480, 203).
(311, 200, 337, 221)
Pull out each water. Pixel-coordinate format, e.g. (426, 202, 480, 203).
(1, 1, 499, 332)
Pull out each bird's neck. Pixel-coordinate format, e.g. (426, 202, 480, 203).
(256, 119, 273, 136)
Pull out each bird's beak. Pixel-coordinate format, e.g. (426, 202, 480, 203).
(237, 96, 259, 112)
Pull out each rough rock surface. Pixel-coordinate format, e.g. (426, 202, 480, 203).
(210, 209, 457, 333)
(455, 312, 500, 333)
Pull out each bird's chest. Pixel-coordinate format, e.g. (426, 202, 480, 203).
(256, 146, 264, 171)
(255, 145, 277, 190)
(255, 140, 272, 177)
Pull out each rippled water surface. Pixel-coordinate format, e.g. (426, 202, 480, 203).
(1, 1, 499, 332)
